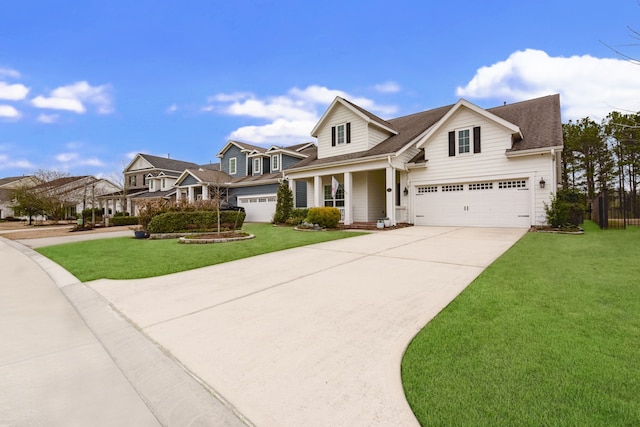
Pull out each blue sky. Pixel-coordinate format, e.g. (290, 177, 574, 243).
(1, 0, 639, 182)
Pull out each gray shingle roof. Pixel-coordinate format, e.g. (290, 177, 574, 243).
(287, 94, 562, 171)
(138, 154, 200, 172)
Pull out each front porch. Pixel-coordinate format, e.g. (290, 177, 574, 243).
(288, 165, 410, 226)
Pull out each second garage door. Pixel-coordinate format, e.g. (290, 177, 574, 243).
(237, 194, 277, 222)
(414, 179, 531, 228)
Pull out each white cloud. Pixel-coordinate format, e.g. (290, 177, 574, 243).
(37, 113, 59, 123)
(0, 104, 20, 118)
(0, 154, 34, 170)
(166, 104, 178, 113)
(0, 82, 30, 100)
(55, 151, 105, 167)
(373, 81, 401, 93)
(207, 85, 398, 145)
(0, 67, 20, 79)
(31, 81, 113, 114)
(456, 49, 640, 120)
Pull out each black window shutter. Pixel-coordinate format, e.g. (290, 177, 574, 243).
(448, 131, 455, 157)
(473, 126, 481, 153)
(346, 122, 351, 144)
(331, 126, 336, 146)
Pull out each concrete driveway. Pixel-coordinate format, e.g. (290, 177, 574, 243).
(87, 226, 527, 426)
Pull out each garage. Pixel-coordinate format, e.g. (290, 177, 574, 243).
(414, 179, 531, 228)
(237, 194, 277, 222)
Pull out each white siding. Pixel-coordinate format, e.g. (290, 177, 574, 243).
(352, 172, 368, 222)
(368, 126, 390, 149)
(367, 170, 386, 220)
(317, 105, 367, 159)
(409, 107, 554, 226)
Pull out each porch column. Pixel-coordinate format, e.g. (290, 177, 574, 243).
(314, 176, 323, 207)
(385, 166, 396, 225)
(188, 186, 195, 203)
(202, 185, 209, 200)
(343, 172, 353, 225)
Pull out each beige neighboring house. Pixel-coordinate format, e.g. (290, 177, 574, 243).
(285, 94, 563, 228)
(37, 176, 122, 219)
(0, 175, 40, 219)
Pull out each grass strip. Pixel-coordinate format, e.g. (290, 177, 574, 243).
(37, 223, 366, 281)
(402, 222, 640, 426)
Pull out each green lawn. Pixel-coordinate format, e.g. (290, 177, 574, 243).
(37, 223, 367, 281)
(402, 222, 640, 426)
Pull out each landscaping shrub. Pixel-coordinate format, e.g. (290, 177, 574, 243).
(286, 208, 309, 226)
(147, 210, 245, 233)
(110, 216, 139, 226)
(545, 189, 585, 228)
(306, 207, 341, 229)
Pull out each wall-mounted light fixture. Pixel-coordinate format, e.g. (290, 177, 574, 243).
(403, 187, 409, 196)
(539, 177, 546, 189)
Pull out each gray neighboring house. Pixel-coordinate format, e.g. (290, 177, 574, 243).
(215, 141, 316, 222)
(123, 153, 219, 215)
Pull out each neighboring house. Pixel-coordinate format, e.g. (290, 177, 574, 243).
(285, 94, 563, 228)
(0, 175, 39, 219)
(123, 153, 219, 215)
(216, 140, 316, 222)
(40, 176, 122, 219)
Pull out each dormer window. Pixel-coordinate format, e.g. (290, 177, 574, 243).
(149, 180, 154, 190)
(331, 122, 351, 146)
(253, 157, 262, 175)
(271, 154, 280, 171)
(229, 157, 237, 175)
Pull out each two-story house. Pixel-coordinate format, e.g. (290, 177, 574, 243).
(216, 141, 316, 222)
(285, 94, 563, 228)
(124, 153, 219, 215)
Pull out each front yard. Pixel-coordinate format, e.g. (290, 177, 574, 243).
(402, 222, 640, 425)
(37, 223, 367, 281)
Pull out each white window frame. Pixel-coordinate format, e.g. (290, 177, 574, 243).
(271, 154, 280, 171)
(336, 123, 346, 145)
(253, 157, 262, 175)
(149, 180, 154, 190)
(161, 178, 166, 189)
(457, 128, 471, 155)
(323, 184, 345, 207)
(229, 157, 237, 175)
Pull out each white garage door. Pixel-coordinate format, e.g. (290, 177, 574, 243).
(237, 194, 277, 222)
(414, 179, 531, 228)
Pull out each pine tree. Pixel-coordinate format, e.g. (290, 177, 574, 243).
(273, 181, 293, 224)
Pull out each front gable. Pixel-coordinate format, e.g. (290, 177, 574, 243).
(313, 97, 398, 160)
(416, 99, 522, 152)
(218, 144, 248, 176)
(124, 154, 154, 173)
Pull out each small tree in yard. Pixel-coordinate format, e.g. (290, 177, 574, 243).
(545, 189, 585, 228)
(273, 180, 293, 224)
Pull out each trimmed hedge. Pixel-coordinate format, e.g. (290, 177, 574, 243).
(110, 216, 139, 226)
(147, 210, 245, 233)
(306, 207, 341, 229)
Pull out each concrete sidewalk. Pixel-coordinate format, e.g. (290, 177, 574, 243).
(86, 226, 527, 426)
(0, 237, 247, 426)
